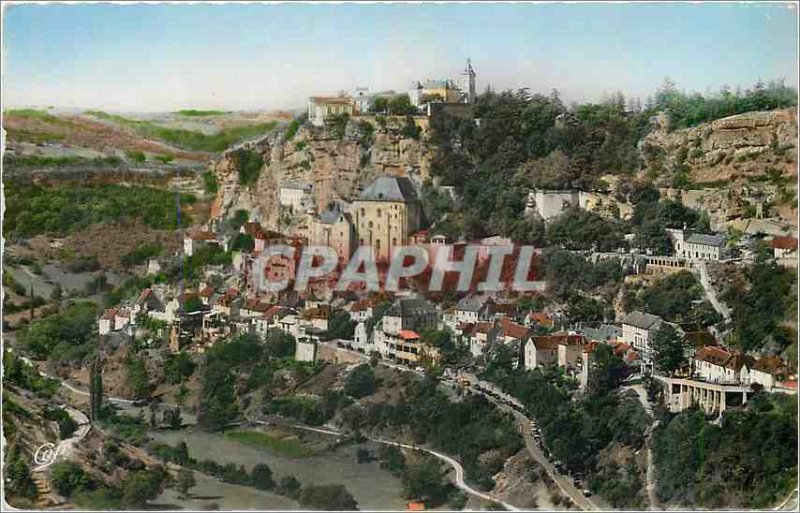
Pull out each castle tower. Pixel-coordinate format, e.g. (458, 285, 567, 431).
(461, 58, 476, 104)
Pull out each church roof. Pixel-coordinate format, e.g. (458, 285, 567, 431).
(358, 175, 418, 202)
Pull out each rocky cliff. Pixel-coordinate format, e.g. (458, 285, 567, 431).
(641, 108, 797, 231)
(210, 116, 432, 228)
(642, 108, 797, 184)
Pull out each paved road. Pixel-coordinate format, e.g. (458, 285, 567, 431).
(696, 262, 731, 322)
(774, 488, 799, 511)
(464, 377, 601, 511)
(33, 405, 90, 472)
(255, 419, 520, 510)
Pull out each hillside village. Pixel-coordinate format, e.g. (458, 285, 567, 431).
(4, 57, 798, 511)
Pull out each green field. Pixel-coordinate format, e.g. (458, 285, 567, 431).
(224, 429, 315, 458)
(84, 110, 276, 152)
(175, 109, 229, 117)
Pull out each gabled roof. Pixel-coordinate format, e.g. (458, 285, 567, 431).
(753, 356, 786, 375)
(456, 293, 494, 312)
(398, 330, 420, 340)
(622, 311, 663, 330)
(771, 236, 798, 250)
(531, 334, 586, 351)
(244, 298, 271, 313)
(135, 288, 152, 305)
(309, 96, 353, 105)
(386, 297, 436, 318)
(497, 318, 529, 340)
(215, 288, 239, 306)
(199, 286, 214, 298)
(358, 175, 418, 202)
(685, 233, 726, 247)
(263, 305, 289, 320)
(528, 311, 554, 327)
(470, 322, 495, 336)
(694, 346, 748, 371)
(102, 308, 117, 320)
(188, 230, 218, 241)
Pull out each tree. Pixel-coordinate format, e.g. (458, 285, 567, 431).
(175, 468, 196, 499)
(51, 461, 88, 497)
(164, 352, 196, 384)
(276, 475, 302, 498)
(344, 364, 376, 398)
(401, 454, 450, 505)
(250, 463, 275, 491)
(164, 407, 183, 429)
(264, 329, 296, 358)
(5, 446, 37, 499)
(121, 468, 167, 509)
(652, 324, 685, 374)
(388, 94, 414, 115)
(298, 484, 358, 511)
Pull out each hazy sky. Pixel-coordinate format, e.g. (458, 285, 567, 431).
(3, 2, 798, 112)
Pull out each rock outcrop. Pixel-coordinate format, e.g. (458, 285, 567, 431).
(641, 108, 797, 231)
(642, 108, 797, 184)
(210, 116, 432, 228)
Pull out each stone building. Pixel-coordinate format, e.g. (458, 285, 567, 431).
(308, 206, 355, 262)
(353, 175, 422, 262)
(307, 96, 355, 126)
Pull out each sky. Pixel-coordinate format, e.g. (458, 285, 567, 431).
(2, 1, 798, 112)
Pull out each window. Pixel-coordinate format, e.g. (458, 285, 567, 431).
(377, 209, 382, 217)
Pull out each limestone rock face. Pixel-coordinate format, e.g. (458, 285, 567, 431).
(210, 117, 431, 229)
(641, 108, 797, 231)
(642, 108, 797, 185)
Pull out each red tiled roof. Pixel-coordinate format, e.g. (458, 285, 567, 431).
(611, 341, 631, 356)
(497, 317, 529, 340)
(199, 286, 214, 298)
(399, 330, 420, 340)
(533, 334, 585, 350)
(350, 299, 374, 312)
(102, 308, 117, 320)
(471, 322, 494, 336)
(216, 289, 239, 306)
(135, 288, 152, 305)
(189, 230, 218, 241)
(583, 341, 600, 354)
(771, 236, 798, 250)
(263, 305, 288, 320)
(529, 311, 554, 327)
(753, 356, 786, 375)
(694, 346, 748, 370)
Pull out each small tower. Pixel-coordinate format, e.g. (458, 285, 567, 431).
(462, 58, 476, 104)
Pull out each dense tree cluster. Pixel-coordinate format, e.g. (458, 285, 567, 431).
(653, 393, 797, 508)
(3, 182, 194, 238)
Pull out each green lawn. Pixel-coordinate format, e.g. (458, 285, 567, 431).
(224, 429, 315, 458)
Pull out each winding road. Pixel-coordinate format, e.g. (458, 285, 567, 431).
(244, 418, 520, 510)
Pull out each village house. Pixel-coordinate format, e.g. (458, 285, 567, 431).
(771, 236, 798, 261)
(352, 175, 422, 262)
(240, 222, 285, 253)
(300, 306, 332, 332)
(132, 288, 164, 318)
(279, 181, 314, 214)
(621, 311, 663, 362)
(349, 298, 375, 322)
(454, 293, 495, 325)
(692, 346, 748, 384)
(295, 337, 318, 362)
(253, 306, 293, 337)
(524, 333, 588, 371)
(240, 298, 272, 318)
(212, 288, 240, 318)
(99, 308, 117, 336)
(668, 229, 729, 262)
(525, 311, 555, 330)
(495, 317, 530, 345)
(307, 96, 355, 126)
(184, 230, 221, 257)
(468, 322, 496, 358)
(308, 206, 355, 262)
(374, 296, 437, 359)
(745, 355, 790, 390)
